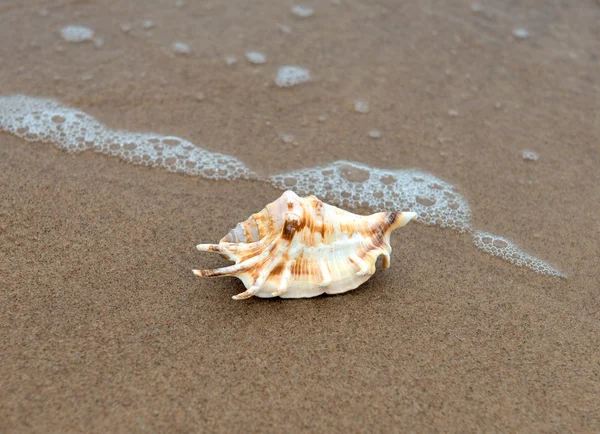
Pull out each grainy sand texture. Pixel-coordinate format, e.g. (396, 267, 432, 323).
(1, 0, 599, 432)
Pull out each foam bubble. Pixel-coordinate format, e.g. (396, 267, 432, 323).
(275, 66, 311, 87)
(225, 56, 237, 65)
(172, 42, 191, 55)
(513, 28, 529, 39)
(354, 100, 370, 114)
(521, 150, 539, 161)
(291, 5, 314, 18)
(281, 134, 295, 144)
(246, 51, 267, 64)
(60, 25, 94, 42)
(269, 160, 471, 231)
(0, 95, 254, 181)
(473, 231, 564, 277)
(142, 19, 155, 29)
(368, 129, 381, 139)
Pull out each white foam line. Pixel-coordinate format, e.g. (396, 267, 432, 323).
(269, 161, 565, 277)
(0, 95, 255, 181)
(0, 95, 564, 277)
(269, 160, 471, 232)
(473, 231, 565, 277)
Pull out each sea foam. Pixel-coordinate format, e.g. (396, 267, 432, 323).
(245, 51, 267, 64)
(60, 25, 94, 42)
(291, 5, 314, 18)
(0, 95, 254, 180)
(473, 231, 564, 277)
(275, 66, 311, 87)
(269, 161, 564, 277)
(0, 95, 564, 277)
(269, 161, 471, 231)
(172, 42, 191, 55)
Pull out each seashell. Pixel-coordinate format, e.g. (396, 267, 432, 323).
(193, 191, 416, 299)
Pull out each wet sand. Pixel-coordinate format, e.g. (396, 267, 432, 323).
(1, 0, 599, 432)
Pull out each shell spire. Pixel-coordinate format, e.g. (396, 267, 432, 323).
(193, 191, 416, 299)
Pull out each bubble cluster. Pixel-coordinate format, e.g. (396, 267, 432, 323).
(172, 42, 191, 55)
(513, 28, 530, 39)
(269, 160, 471, 232)
(473, 231, 564, 277)
(281, 134, 295, 144)
(368, 129, 381, 139)
(275, 66, 311, 87)
(291, 5, 314, 18)
(246, 51, 267, 64)
(354, 100, 370, 114)
(0, 95, 254, 181)
(521, 150, 539, 161)
(60, 25, 94, 42)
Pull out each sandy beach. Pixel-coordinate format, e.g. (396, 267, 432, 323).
(1, 0, 599, 432)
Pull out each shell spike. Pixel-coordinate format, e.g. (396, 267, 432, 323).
(318, 260, 332, 287)
(196, 243, 224, 253)
(192, 261, 247, 278)
(349, 255, 371, 276)
(196, 243, 237, 260)
(271, 263, 292, 297)
(389, 211, 417, 231)
(232, 286, 261, 300)
(379, 248, 392, 269)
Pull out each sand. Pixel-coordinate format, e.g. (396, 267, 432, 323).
(1, 0, 599, 432)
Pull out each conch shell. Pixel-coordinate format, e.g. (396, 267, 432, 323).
(193, 191, 416, 299)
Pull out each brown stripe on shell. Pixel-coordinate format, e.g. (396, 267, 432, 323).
(348, 256, 359, 270)
(242, 219, 253, 243)
(291, 258, 301, 277)
(269, 263, 285, 281)
(310, 196, 325, 245)
(234, 244, 264, 263)
(287, 256, 322, 282)
(386, 211, 398, 226)
(244, 242, 281, 283)
(338, 221, 356, 237)
(268, 250, 289, 281)
(256, 215, 268, 239)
